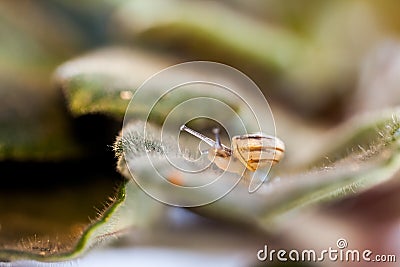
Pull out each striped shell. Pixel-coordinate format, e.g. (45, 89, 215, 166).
(232, 133, 285, 171)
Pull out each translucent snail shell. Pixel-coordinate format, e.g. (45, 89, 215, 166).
(180, 125, 285, 175)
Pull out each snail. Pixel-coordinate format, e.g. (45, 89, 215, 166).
(180, 125, 285, 176)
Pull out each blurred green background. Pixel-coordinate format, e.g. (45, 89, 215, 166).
(1, 0, 400, 266)
(3, 0, 400, 159)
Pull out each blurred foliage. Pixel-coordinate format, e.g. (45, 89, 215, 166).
(0, 0, 400, 265)
(111, 0, 399, 118)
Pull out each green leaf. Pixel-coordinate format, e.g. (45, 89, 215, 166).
(0, 175, 124, 261)
(54, 48, 244, 130)
(115, 109, 400, 231)
(53, 47, 175, 119)
(0, 174, 163, 262)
